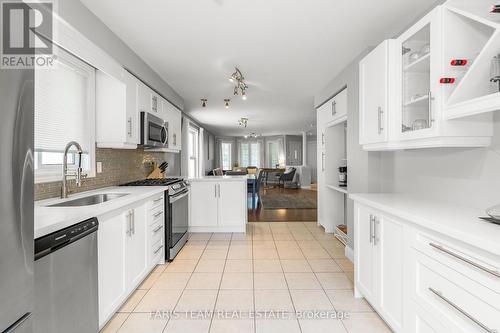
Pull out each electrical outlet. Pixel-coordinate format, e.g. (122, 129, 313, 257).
(97, 162, 103, 173)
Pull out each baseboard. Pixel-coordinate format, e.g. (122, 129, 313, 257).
(189, 226, 246, 233)
(345, 246, 354, 263)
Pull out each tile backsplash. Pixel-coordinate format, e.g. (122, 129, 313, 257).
(35, 147, 180, 201)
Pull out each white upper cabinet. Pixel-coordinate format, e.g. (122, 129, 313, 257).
(161, 99, 182, 152)
(443, 0, 500, 119)
(96, 70, 139, 149)
(359, 5, 494, 151)
(97, 70, 183, 151)
(359, 40, 394, 145)
(317, 88, 348, 129)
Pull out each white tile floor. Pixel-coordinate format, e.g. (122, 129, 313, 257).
(101, 222, 392, 333)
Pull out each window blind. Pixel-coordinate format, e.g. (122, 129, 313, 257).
(34, 47, 95, 153)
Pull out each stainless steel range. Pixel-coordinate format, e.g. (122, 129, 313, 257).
(121, 178, 189, 261)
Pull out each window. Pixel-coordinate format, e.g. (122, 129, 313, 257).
(188, 126, 199, 178)
(221, 142, 232, 170)
(239, 141, 261, 167)
(34, 46, 96, 183)
(268, 142, 279, 168)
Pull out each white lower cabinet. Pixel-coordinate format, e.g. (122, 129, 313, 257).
(189, 180, 247, 232)
(354, 204, 403, 332)
(97, 212, 126, 328)
(98, 195, 163, 328)
(354, 201, 500, 333)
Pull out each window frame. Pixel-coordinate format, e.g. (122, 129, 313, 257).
(239, 140, 261, 168)
(221, 142, 232, 171)
(34, 47, 96, 184)
(188, 125, 200, 178)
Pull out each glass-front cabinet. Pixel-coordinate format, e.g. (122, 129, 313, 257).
(396, 7, 441, 139)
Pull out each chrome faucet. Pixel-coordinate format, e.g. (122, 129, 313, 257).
(61, 141, 87, 198)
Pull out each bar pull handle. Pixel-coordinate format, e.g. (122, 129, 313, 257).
(429, 243, 500, 278)
(378, 107, 384, 134)
(429, 287, 497, 333)
(154, 245, 164, 255)
(369, 214, 374, 244)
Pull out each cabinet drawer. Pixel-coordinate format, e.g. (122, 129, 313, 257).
(150, 239, 164, 264)
(411, 250, 500, 333)
(411, 229, 500, 293)
(149, 207, 164, 226)
(150, 221, 164, 246)
(148, 195, 164, 211)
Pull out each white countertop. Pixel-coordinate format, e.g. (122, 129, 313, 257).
(187, 175, 248, 182)
(349, 193, 500, 255)
(35, 186, 167, 239)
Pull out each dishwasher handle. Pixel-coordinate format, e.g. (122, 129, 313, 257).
(35, 217, 99, 260)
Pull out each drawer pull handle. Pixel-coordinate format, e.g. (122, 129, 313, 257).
(429, 243, 500, 278)
(154, 245, 164, 255)
(428, 287, 498, 333)
(153, 225, 163, 233)
(153, 211, 163, 219)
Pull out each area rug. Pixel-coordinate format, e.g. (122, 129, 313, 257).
(261, 190, 317, 209)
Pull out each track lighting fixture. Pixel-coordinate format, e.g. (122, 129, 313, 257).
(244, 132, 259, 139)
(229, 67, 248, 100)
(201, 98, 207, 107)
(238, 117, 248, 128)
(224, 99, 230, 109)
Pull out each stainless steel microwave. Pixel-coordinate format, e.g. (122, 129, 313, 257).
(140, 112, 168, 148)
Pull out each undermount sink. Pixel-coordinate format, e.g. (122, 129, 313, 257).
(47, 193, 130, 207)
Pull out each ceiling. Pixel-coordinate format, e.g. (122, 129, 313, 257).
(80, 0, 438, 136)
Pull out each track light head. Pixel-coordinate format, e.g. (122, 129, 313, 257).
(224, 99, 230, 109)
(201, 98, 207, 107)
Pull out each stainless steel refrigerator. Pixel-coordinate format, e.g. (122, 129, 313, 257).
(0, 65, 35, 330)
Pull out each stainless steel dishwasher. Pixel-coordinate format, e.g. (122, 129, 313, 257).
(34, 218, 99, 333)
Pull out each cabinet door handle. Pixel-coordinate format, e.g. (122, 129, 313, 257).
(321, 153, 325, 172)
(332, 100, 337, 116)
(369, 215, 373, 244)
(173, 133, 176, 146)
(153, 211, 163, 219)
(126, 211, 132, 236)
(131, 210, 135, 235)
(373, 216, 379, 246)
(218, 184, 221, 198)
(321, 133, 325, 145)
(428, 287, 497, 333)
(153, 225, 163, 233)
(215, 184, 217, 198)
(429, 243, 500, 278)
(428, 90, 434, 126)
(378, 107, 384, 134)
(127, 117, 132, 137)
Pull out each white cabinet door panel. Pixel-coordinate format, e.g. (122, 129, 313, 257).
(377, 215, 404, 331)
(126, 204, 148, 289)
(218, 182, 246, 226)
(189, 181, 218, 227)
(98, 213, 126, 326)
(355, 204, 375, 300)
(359, 40, 390, 145)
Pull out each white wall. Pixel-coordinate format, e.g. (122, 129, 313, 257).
(58, 0, 184, 109)
(379, 114, 500, 210)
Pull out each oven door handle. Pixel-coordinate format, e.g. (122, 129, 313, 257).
(170, 191, 188, 203)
